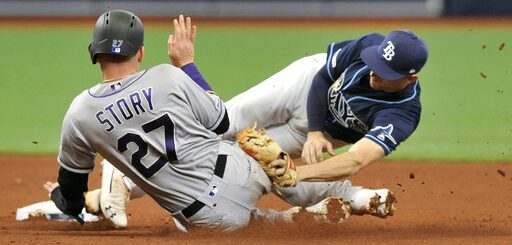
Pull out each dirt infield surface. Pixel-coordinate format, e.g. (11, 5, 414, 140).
(1, 156, 511, 244)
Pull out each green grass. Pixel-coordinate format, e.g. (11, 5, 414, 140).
(1, 23, 511, 161)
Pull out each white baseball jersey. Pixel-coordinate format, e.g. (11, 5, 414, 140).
(224, 54, 363, 208)
(58, 64, 228, 212)
(224, 53, 328, 156)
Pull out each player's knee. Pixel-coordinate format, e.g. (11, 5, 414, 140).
(222, 211, 251, 231)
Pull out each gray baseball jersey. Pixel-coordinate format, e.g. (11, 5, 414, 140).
(58, 64, 228, 212)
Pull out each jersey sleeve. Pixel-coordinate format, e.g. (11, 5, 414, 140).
(324, 33, 384, 82)
(57, 110, 96, 174)
(181, 63, 213, 91)
(178, 71, 227, 132)
(307, 71, 331, 131)
(364, 107, 420, 155)
(307, 33, 384, 132)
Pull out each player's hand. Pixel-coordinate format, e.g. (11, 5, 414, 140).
(43, 181, 59, 197)
(268, 159, 288, 177)
(168, 15, 197, 67)
(302, 131, 335, 164)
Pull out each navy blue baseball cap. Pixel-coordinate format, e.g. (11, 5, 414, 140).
(361, 30, 428, 81)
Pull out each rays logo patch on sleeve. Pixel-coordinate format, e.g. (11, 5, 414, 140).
(371, 124, 397, 145)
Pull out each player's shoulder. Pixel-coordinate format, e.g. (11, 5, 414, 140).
(72, 89, 91, 106)
(148, 64, 189, 80)
(328, 32, 384, 55)
(63, 90, 90, 120)
(69, 89, 90, 105)
(361, 32, 385, 40)
(151, 63, 182, 73)
(145, 64, 195, 91)
(357, 33, 385, 46)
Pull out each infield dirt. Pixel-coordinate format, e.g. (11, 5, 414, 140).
(1, 155, 511, 244)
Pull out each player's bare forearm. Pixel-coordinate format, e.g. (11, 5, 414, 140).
(296, 138, 385, 182)
(296, 152, 364, 181)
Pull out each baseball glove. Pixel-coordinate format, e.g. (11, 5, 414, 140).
(236, 124, 298, 187)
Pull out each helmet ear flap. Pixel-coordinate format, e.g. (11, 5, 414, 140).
(88, 43, 97, 64)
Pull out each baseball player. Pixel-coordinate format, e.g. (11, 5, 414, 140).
(224, 30, 428, 208)
(88, 21, 427, 228)
(47, 10, 355, 231)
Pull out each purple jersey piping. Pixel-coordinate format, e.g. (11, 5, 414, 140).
(87, 69, 149, 98)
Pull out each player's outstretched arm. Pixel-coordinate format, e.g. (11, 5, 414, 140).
(168, 15, 213, 92)
(44, 173, 87, 225)
(168, 14, 196, 67)
(296, 138, 385, 182)
(303, 71, 336, 164)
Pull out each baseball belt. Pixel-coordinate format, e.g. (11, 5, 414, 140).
(181, 154, 227, 219)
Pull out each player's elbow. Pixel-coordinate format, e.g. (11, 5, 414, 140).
(345, 138, 385, 175)
(212, 112, 230, 135)
(345, 152, 367, 176)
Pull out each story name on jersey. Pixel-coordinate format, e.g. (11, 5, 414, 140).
(95, 87, 154, 132)
(327, 78, 368, 134)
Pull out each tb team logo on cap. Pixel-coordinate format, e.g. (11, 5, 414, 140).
(360, 30, 428, 81)
(382, 41, 395, 61)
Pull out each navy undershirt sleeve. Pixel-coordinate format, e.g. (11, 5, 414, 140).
(307, 68, 331, 131)
(181, 63, 213, 91)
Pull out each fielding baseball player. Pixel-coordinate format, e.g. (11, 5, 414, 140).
(47, 10, 357, 231)
(85, 18, 427, 229)
(224, 30, 428, 209)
